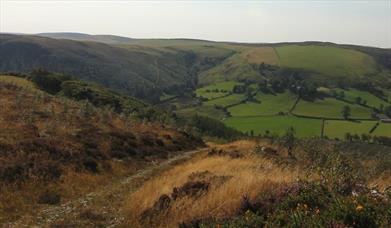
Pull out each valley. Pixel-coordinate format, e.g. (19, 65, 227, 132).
(0, 32, 390, 227)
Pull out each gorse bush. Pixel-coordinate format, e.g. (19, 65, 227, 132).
(194, 140, 391, 228)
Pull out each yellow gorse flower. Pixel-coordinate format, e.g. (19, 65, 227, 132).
(356, 204, 364, 211)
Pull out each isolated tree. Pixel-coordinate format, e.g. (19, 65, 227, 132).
(345, 132, 352, 142)
(338, 91, 345, 100)
(264, 130, 270, 138)
(355, 96, 362, 104)
(379, 104, 384, 113)
(245, 87, 254, 101)
(330, 90, 338, 98)
(342, 105, 351, 119)
(282, 127, 296, 158)
(361, 134, 371, 142)
(352, 134, 360, 142)
(385, 105, 391, 117)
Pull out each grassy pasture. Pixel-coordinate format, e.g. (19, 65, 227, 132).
(196, 91, 227, 100)
(324, 120, 391, 139)
(240, 47, 280, 65)
(276, 45, 377, 77)
(333, 88, 389, 108)
(228, 91, 297, 116)
(374, 123, 391, 137)
(293, 98, 372, 119)
(224, 116, 322, 137)
(196, 81, 244, 100)
(381, 89, 391, 103)
(205, 94, 246, 107)
(324, 120, 377, 139)
(177, 105, 226, 120)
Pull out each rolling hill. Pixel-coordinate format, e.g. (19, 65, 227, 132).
(37, 32, 135, 45)
(0, 34, 234, 102)
(1, 33, 390, 138)
(1, 34, 390, 102)
(0, 74, 203, 223)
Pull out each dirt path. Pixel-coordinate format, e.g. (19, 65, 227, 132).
(5, 148, 208, 228)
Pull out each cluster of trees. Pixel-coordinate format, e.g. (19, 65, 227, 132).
(330, 90, 346, 100)
(187, 115, 243, 140)
(341, 106, 351, 119)
(330, 90, 369, 106)
(344, 133, 391, 146)
(379, 104, 391, 117)
(205, 88, 229, 93)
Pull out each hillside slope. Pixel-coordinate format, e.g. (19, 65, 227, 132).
(0, 34, 234, 101)
(37, 32, 135, 44)
(0, 75, 203, 223)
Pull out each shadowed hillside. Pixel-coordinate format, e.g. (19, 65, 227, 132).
(0, 34, 234, 102)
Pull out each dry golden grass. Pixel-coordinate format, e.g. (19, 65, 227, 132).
(369, 171, 391, 192)
(124, 140, 298, 227)
(0, 75, 41, 92)
(0, 161, 137, 224)
(241, 47, 280, 65)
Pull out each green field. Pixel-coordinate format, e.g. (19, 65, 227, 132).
(324, 120, 377, 139)
(293, 98, 372, 119)
(333, 88, 389, 109)
(177, 105, 226, 120)
(224, 116, 322, 137)
(196, 91, 227, 100)
(196, 81, 243, 100)
(205, 94, 246, 107)
(324, 120, 391, 139)
(276, 45, 377, 77)
(228, 91, 297, 116)
(374, 123, 391, 137)
(382, 89, 391, 103)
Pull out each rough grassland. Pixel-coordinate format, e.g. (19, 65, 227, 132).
(276, 45, 377, 77)
(293, 98, 372, 119)
(324, 120, 377, 139)
(0, 75, 38, 91)
(228, 91, 297, 116)
(124, 141, 297, 227)
(240, 47, 280, 65)
(224, 116, 322, 137)
(199, 51, 259, 85)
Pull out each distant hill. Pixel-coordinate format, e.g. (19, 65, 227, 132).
(37, 32, 134, 45)
(0, 34, 235, 101)
(1, 33, 390, 103)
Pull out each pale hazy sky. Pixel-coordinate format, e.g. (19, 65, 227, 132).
(1, 0, 390, 48)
